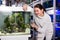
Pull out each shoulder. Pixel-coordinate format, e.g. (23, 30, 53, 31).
(45, 12, 50, 18)
(44, 12, 51, 21)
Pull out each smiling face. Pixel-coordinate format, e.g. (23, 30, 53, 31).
(34, 7, 44, 16)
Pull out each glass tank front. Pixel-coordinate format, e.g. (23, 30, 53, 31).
(0, 11, 31, 35)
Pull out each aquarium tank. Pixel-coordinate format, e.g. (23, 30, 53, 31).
(0, 11, 31, 35)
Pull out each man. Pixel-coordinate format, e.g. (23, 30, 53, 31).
(12, 0, 28, 11)
(14, 0, 25, 7)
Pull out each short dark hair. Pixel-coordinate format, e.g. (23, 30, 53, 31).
(34, 4, 46, 12)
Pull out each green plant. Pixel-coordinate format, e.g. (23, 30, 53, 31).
(3, 12, 30, 33)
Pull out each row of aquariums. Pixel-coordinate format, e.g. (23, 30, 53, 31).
(49, 10, 60, 38)
(50, 15, 60, 22)
(49, 11, 60, 27)
(0, 11, 31, 35)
